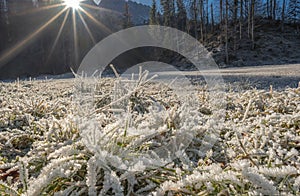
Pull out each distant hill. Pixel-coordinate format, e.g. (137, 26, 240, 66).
(99, 0, 150, 24)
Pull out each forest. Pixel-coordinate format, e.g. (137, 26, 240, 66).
(146, 0, 300, 69)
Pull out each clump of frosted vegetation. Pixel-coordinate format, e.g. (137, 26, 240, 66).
(0, 73, 299, 195)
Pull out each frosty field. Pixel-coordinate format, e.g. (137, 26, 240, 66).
(0, 73, 299, 195)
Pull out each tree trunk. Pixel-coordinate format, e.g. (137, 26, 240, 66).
(251, 0, 255, 50)
(199, 0, 204, 42)
(248, 0, 251, 38)
(233, 0, 238, 51)
(220, 0, 223, 24)
(204, 0, 208, 41)
(123, 1, 132, 28)
(225, 0, 229, 64)
(206, 0, 209, 31)
(149, 0, 157, 25)
(170, 0, 176, 28)
(240, 0, 243, 40)
(270, 0, 273, 19)
(192, 0, 198, 40)
(211, 3, 214, 32)
(273, 0, 276, 20)
(281, 0, 285, 32)
(267, 0, 269, 18)
(234, 0, 238, 23)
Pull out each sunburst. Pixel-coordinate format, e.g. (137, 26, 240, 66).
(0, 0, 117, 72)
(64, 0, 81, 9)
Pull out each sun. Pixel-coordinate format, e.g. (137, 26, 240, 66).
(64, 0, 81, 9)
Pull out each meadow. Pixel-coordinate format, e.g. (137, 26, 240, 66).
(0, 74, 299, 195)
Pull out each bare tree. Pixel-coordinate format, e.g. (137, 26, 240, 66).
(225, 0, 229, 64)
(203, 0, 209, 40)
(281, 0, 286, 32)
(123, 1, 132, 28)
(240, 0, 243, 40)
(206, 0, 209, 33)
(288, 0, 300, 24)
(251, 0, 255, 50)
(270, 0, 273, 18)
(233, 0, 238, 51)
(220, 0, 223, 23)
(191, 0, 198, 39)
(267, 0, 270, 18)
(211, 3, 214, 32)
(247, 0, 251, 38)
(176, 0, 187, 31)
(234, 0, 238, 24)
(273, 0, 276, 19)
(199, 0, 204, 42)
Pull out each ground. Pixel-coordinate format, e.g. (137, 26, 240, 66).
(0, 65, 299, 195)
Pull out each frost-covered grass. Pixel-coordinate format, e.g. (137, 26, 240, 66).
(0, 75, 299, 195)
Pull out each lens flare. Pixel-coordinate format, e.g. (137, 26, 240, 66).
(64, 0, 80, 9)
(0, 0, 117, 69)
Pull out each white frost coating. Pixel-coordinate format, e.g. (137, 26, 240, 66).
(1, 76, 299, 195)
(242, 168, 278, 195)
(86, 156, 97, 196)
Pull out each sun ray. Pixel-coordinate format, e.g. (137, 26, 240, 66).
(46, 9, 70, 65)
(77, 10, 96, 45)
(12, 3, 64, 17)
(80, 3, 122, 15)
(79, 7, 112, 35)
(0, 8, 68, 68)
(72, 8, 79, 68)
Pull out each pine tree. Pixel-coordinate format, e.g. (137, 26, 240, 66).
(157, 11, 163, 25)
(176, 0, 187, 31)
(161, 0, 172, 26)
(149, 0, 158, 25)
(161, 0, 176, 27)
(171, 0, 176, 27)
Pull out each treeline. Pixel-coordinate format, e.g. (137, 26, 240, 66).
(146, 0, 300, 63)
